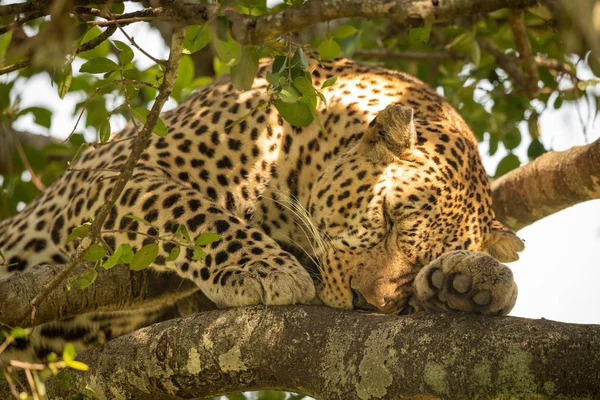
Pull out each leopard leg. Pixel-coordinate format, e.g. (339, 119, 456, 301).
(47, 170, 315, 308)
(411, 250, 517, 315)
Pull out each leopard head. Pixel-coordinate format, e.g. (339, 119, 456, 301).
(308, 104, 524, 313)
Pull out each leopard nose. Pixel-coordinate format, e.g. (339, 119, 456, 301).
(351, 289, 379, 311)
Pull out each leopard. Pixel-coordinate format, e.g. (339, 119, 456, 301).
(0, 58, 524, 360)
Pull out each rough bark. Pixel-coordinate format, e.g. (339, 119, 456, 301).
(26, 307, 600, 400)
(0, 264, 215, 328)
(492, 137, 600, 231)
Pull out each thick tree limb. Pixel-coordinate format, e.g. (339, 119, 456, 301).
(26, 307, 599, 399)
(0, 264, 215, 328)
(2, 0, 542, 45)
(492, 137, 600, 231)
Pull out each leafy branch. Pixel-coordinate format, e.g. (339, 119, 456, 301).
(12, 24, 186, 325)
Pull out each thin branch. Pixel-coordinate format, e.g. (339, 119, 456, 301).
(11, 130, 46, 192)
(0, 0, 133, 17)
(13, 24, 185, 325)
(353, 49, 467, 61)
(477, 39, 527, 91)
(0, 11, 46, 35)
(510, 9, 540, 99)
(0, 25, 116, 76)
(0, 60, 31, 76)
(492, 137, 600, 231)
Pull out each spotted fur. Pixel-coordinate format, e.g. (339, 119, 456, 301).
(0, 59, 524, 359)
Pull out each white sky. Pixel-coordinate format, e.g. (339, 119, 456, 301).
(5, 18, 600, 325)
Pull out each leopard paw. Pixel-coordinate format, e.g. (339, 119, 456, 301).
(201, 256, 316, 308)
(413, 251, 517, 315)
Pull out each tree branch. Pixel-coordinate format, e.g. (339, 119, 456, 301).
(13, 24, 185, 325)
(0, 264, 215, 328)
(492, 137, 600, 231)
(510, 9, 540, 99)
(25, 307, 599, 399)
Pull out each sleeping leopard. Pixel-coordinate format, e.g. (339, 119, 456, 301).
(0, 58, 524, 360)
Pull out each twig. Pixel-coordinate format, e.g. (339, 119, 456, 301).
(0, 25, 116, 77)
(0, 60, 32, 75)
(510, 9, 540, 99)
(15, 24, 185, 325)
(115, 23, 165, 65)
(11, 129, 46, 192)
(477, 39, 527, 91)
(0, 11, 46, 35)
(353, 49, 467, 61)
(1, 368, 19, 399)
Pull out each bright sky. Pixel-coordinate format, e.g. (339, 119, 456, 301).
(5, 16, 600, 325)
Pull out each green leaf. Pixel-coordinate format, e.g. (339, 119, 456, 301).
(502, 130, 521, 150)
(183, 25, 211, 55)
(10, 327, 29, 339)
(79, 57, 119, 74)
(123, 68, 141, 80)
(231, 46, 259, 90)
(212, 18, 242, 66)
(175, 224, 191, 243)
(19, 107, 52, 129)
(58, 64, 72, 99)
(114, 40, 134, 66)
(318, 39, 341, 61)
(192, 245, 206, 261)
(0, 30, 11, 58)
(84, 244, 106, 261)
(125, 214, 152, 226)
(130, 243, 159, 271)
(409, 24, 432, 44)
(527, 139, 546, 159)
(165, 245, 181, 262)
(62, 343, 77, 362)
(445, 32, 472, 50)
(291, 48, 308, 70)
(195, 232, 221, 246)
(470, 40, 481, 67)
(274, 99, 313, 127)
(65, 360, 89, 371)
(266, 71, 281, 87)
(272, 55, 287, 74)
(75, 268, 98, 289)
(293, 76, 315, 96)
(321, 76, 337, 89)
(67, 223, 90, 243)
(279, 85, 300, 103)
(99, 119, 111, 143)
(333, 25, 358, 39)
(495, 153, 520, 177)
(130, 108, 168, 137)
(103, 244, 134, 269)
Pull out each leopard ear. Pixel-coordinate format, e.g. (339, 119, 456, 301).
(483, 220, 525, 262)
(362, 105, 416, 159)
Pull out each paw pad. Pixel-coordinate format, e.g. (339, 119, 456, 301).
(472, 290, 492, 306)
(430, 269, 445, 289)
(451, 273, 472, 294)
